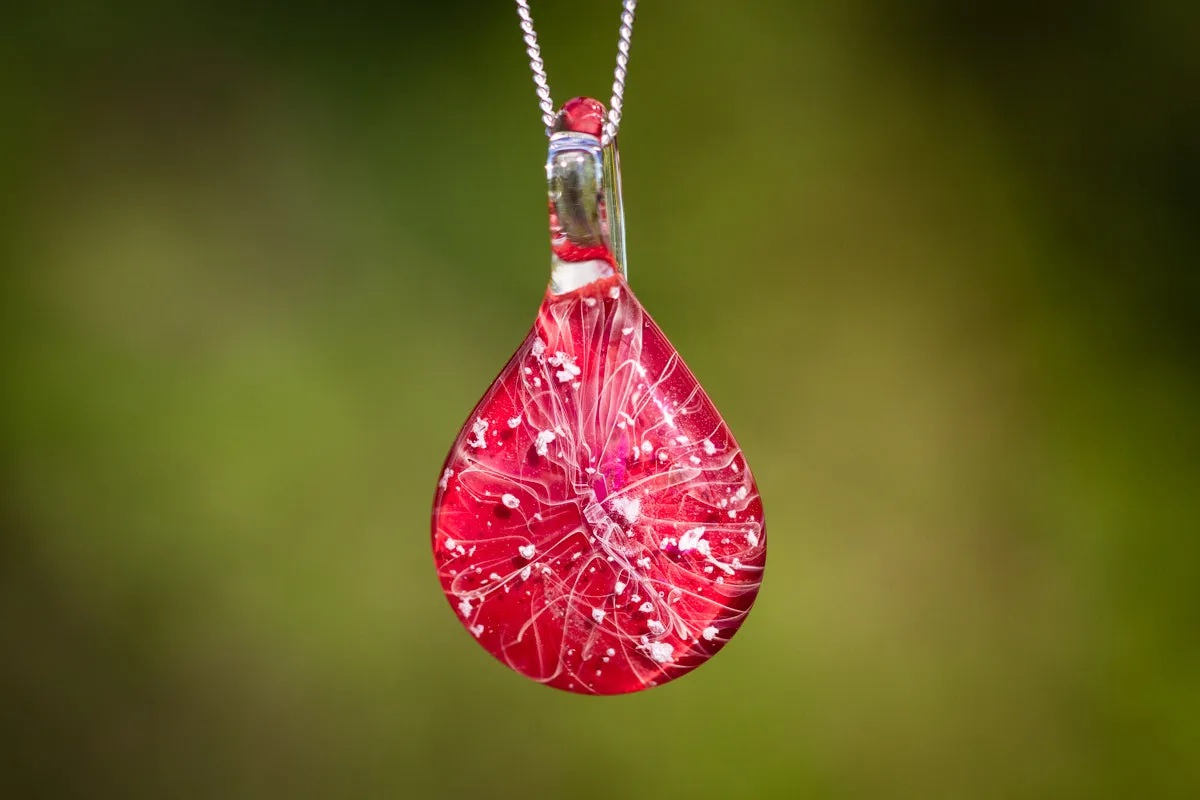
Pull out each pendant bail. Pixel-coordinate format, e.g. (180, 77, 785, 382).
(546, 98, 627, 294)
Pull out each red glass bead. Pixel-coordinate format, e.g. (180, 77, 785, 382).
(552, 96, 607, 137)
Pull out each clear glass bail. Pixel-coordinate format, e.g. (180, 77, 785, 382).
(546, 98, 627, 294)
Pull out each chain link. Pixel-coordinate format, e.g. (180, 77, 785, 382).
(515, 0, 556, 134)
(514, 1, 639, 144)
(601, 1, 637, 145)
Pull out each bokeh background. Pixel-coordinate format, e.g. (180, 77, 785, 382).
(3, 1, 1198, 797)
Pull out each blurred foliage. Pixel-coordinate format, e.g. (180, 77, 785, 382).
(2, 1, 1198, 797)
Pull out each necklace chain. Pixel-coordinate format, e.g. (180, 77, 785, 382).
(514, 0, 639, 146)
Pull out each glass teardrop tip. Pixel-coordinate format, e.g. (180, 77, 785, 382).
(431, 276, 766, 695)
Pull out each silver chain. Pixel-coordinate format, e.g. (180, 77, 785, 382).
(514, 0, 639, 145)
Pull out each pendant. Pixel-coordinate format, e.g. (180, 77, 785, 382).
(431, 98, 765, 694)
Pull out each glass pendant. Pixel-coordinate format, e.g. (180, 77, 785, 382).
(431, 98, 765, 694)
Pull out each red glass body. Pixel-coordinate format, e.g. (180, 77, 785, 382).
(431, 275, 765, 694)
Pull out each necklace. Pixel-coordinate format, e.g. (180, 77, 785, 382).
(431, 1, 765, 695)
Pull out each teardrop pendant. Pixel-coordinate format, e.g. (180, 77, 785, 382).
(431, 99, 765, 694)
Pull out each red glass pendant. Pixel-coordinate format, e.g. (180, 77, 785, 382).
(432, 99, 765, 694)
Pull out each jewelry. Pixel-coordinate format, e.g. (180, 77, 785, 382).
(431, 1, 765, 694)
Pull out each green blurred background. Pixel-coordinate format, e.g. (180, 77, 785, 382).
(2, 1, 1198, 797)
